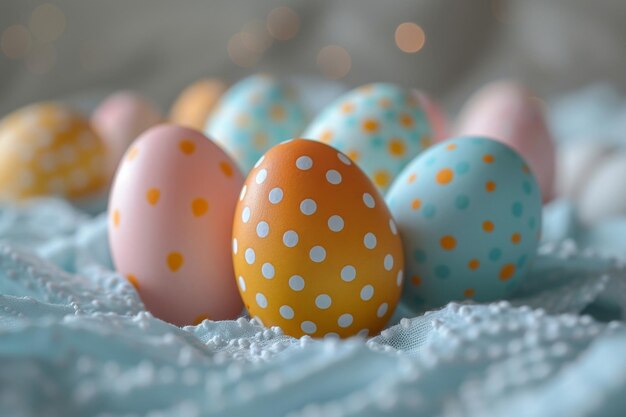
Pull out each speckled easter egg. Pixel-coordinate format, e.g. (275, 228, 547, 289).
(108, 124, 244, 326)
(414, 90, 448, 143)
(205, 74, 306, 172)
(386, 137, 541, 309)
(456, 81, 555, 202)
(303, 83, 433, 193)
(91, 91, 163, 176)
(169, 78, 229, 130)
(233, 139, 404, 338)
(0, 102, 107, 200)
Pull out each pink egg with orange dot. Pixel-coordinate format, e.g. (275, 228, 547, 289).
(108, 124, 244, 326)
(455, 81, 555, 202)
(92, 91, 162, 177)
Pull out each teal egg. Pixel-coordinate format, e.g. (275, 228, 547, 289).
(303, 83, 433, 193)
(386, 136, 542, 309)
(205, 74, 306, 172)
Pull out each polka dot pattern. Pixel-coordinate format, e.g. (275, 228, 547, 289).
(303, 83, 433, 193)
(233, 139, 404, 338)
(0, 103, 107, 200)
(386, 136, 542, 309)
(205, 74, 306, 172)
(108, 125, 245, 326)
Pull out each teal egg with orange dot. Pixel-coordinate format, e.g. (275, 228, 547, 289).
(386, 136, 542, 309)
(303, 83, 433, 193)
(205, 74, 306, 172)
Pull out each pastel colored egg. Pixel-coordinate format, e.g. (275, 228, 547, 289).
(169, 78, 229, 130)
(303, 83, 433, 193)
(386, 137, 542, 309)
(0, 102, 107, 201)
(556, 142, 616, 200)
(456, 81, 555, 202)
(108, 124, 244, 326)
(233, 139, 404, 338)
(205, 74, 306, 172)
(414, 90, 448, 143)
(91, 91, 163, 176)
(577, 152, 626, 226)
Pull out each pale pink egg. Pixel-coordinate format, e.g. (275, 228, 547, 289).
(414, 90, 448, 143)
(456, 81, 555, 202)
(92, 91, 163, 177)
(108, 124, 244, 326)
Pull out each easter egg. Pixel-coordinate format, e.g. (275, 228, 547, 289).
(169, 78, 229, 130)
(0, 102, 107, 201)
(456, 81, 555, 202)
(386, 137, 542, 309)
(108, 124, 244, 326)
(233, 139, 404, 338)
(414, 90, 448, 143)
(303, 83, 433, 193)
(205, 74, 306, 172)
(556, 142, 615, 200)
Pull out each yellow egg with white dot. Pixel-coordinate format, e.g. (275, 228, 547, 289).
(0, 102, 107, 201)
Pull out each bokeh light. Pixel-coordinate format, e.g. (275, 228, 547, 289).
(228, 32, 260, 67)
(1, 25, 32, 59)
(267, 6, 300, 41)
(395, 22, 426, 53)
(241, 20, 273, 54)
(29, 3, 66, 43)
(317, 45, 351, 80)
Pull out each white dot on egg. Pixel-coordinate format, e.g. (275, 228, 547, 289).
(384, 254, 394, 271)
(341, 265, 356, 282)
(238, 276, 246, 291)
(256, 221, 270, 238)
(389, 219, 398, 235)
(357, 329, 369, 337)
(239, 185, 247, 201)
(309, 246, 326, 263)
(301, 321, 317, 334)
(377, 303, 388, 318)
(326, 169, 342, 185)
(241, 207, 251, 223)
(315, 294, 332, 309)
(245, 248, 256, 265)
(254, 155, 265, 168)
(256, 292, 268, 308)
(255, 169, 268, 184)
(337, 152, 352, 165)
(261, 262, 275, 279)
(300, 199, 317, 215)
(268, 187, 283, 204)
(325, 332, 340, 339)
(364, 233, 377, 250)
(289, 275, 305, 291)
(232, 238, 238, 254)
(396, 270, 404, 287)
(282, 230, 299, 248)
(360, 285, 374, 301)
(363, 193, 375, 208)
(296, 155, 313, 170)
(327, 215, 344, 232)
(338, 314, 353, 328)
(279, 305, 294, 320)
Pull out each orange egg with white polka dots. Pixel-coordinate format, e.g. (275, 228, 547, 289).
(0, 102, 107, 201)
(108, 124, 244, 326)
(233, 139, 404, 338)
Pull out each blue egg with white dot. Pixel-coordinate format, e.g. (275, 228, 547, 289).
(205, 74, 306, 172)
(386, 136, 542, 309)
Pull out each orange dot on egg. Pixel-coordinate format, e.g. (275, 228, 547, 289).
(446, 143, 457, 151)
(468, 259, 480, 270)
(146, 188, 160, 205)
(374, 170, 391, 188)
(179, 140, 196, 155)
(399, 113, 414, 128)
(512, 233, 521, 244)
(407, 173, 417, 184)
(320, 130, 333, 143)
(436, 168, 454, 185)
(421, 135, 432, 148)
(219, 161, 233, 177)
(112, 209, 120, 228)
(411, 198, 422, 210)
(411, 275, 422, 286)
(483, 154, 495, 164)
(440, 235, 457, 251)
(523, 164, 530, 174)
(362, 118, 379, 133)
(482, 221, 494, 233)
(191, 198, 209, 217)
(378, 98, 392, 108)
(347, 150, 360, 161)
(193, 314, 210, 325)
(388, 138, 406, 157)
(485, 181, 496, 192)
(464, 288, 475, 298)
(126, 274, 139, 290)
(341, 102, 355, 114)
(499, 263, 516, 281)
(167, 252, 184, 272)
(270, 104, 286, 121)
(126, 147, 139, 161)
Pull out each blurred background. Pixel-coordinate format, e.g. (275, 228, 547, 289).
(1, 0, 625, 114)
